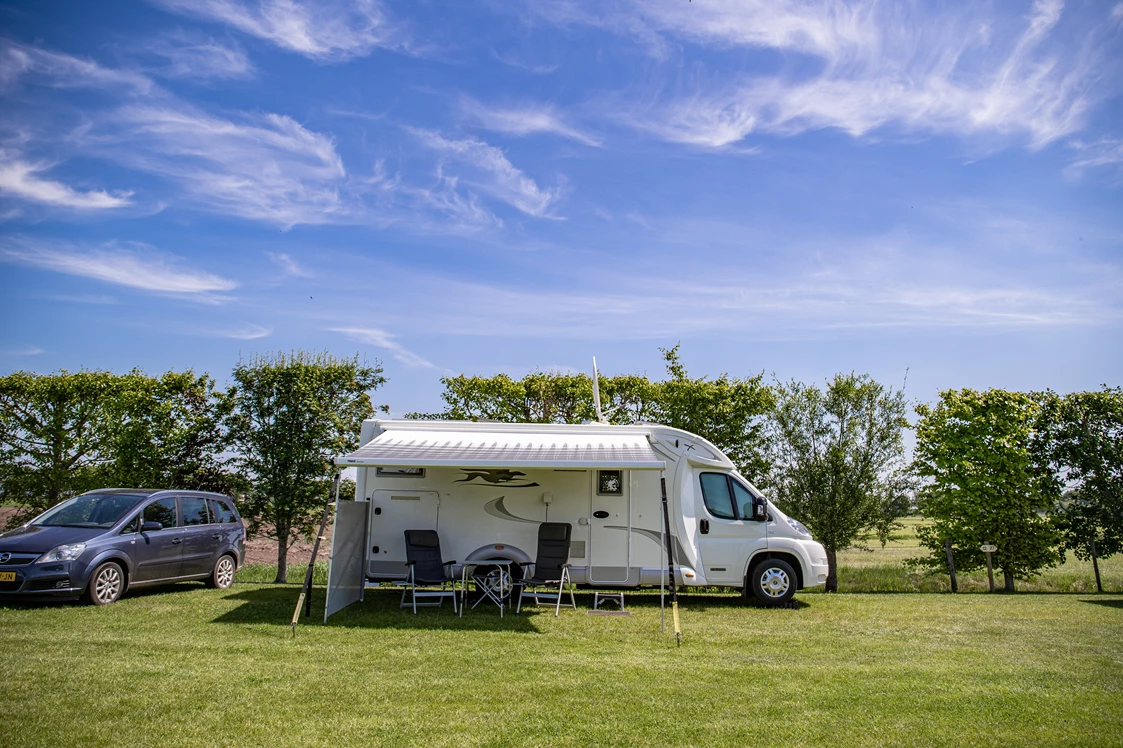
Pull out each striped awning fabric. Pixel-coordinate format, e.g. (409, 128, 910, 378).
(337, 428, 666, 469)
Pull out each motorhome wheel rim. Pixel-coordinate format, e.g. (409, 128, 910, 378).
(760, 568, 790, 598)
(95, 566, 122, 603)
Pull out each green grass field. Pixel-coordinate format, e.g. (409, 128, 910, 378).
(2, 520, 1121, 746)
(1, 585, 1120, 746)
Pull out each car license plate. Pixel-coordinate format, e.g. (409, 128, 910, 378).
(0, 571, 15, 582)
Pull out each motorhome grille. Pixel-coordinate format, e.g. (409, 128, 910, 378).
(570, 541, 585, 558)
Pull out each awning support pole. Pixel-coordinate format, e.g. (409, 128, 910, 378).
(660, 476, 680, 647)
(291, 472, 340, 637)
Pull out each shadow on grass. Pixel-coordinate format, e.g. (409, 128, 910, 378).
(1080, 598, 1123, 610)
(212, 586, 541, 633)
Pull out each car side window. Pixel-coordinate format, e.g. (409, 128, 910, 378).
(730, 479, 755, 520)
(181, 497, 210, 526)
(699, 472, 736, 520)
(143, 498, 178, 529)
(210, 500, 237, 524)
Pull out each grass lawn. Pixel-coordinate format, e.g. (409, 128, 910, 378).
(1, 582, 1121, 747)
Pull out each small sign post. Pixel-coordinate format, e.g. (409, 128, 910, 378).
(980, 544, 997, 593)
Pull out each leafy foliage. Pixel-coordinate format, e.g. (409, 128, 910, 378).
(912, 389, 1060, 590)
(0, 370, 120, 524)
(1034, 387, 1123, 561)
(227, 351, 384, 583)
(107, 371, 244, 497)
(408, 346, 772, 479)
(767, 372, 912, 592)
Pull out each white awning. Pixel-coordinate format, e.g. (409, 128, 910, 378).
(337, 428, 666, 469)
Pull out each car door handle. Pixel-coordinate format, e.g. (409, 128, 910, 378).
(171, 538, 182, 545)
(700, 519, 710, 534)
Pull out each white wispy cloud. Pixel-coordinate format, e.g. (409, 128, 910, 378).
(0, 156, 133, 209)
(1, 239, 238, 298)
(0, 41, 153, 93)
(110, 104, 347, 227)
(145, 30, 255, 80)
(151, 0, 404, 61)
(544, 0, 1110, 149)
(2, 346, 45, 356)
(331, 326, 435, 368)
(1066, 138, 1123, 179)
(266, 251, 314, 277)
(222, 323, 273, 339)
(410, 128, 566, 218)
(460, 97, 601, 146)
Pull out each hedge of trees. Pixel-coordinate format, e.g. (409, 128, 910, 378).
(1, 345, 1119, 591)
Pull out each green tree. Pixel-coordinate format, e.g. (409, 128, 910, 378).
(1035, 387, 1123, 565)
(0, 371, 120, 525)
(228, 351, 385, 583)
(108, 371, 244, 496)
(767, 373, 912, 592)
(409, 347, 772, 480)
(912, 389, 1060, 591)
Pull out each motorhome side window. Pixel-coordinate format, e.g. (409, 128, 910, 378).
(376, 467, 425, 478)
(597, 470, 623, 495)
(730, 479, 755, 520)
(699, 473, 736, 519)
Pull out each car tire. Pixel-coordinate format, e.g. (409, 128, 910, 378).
(84, 561, 125, 606)
(206, 554, 237, 589)
(748, 558, 797, 607)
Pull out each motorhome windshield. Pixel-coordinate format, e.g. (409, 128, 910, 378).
(33, 494, 146, 528)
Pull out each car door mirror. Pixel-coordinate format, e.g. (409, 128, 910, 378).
(751, 498, 768, 522)
(141, 521, 163, 532)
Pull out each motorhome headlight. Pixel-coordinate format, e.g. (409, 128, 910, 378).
(786, 518, 811, 536)
(36, 543, 86, 563)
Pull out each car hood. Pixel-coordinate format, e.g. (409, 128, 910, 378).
(0, 524, 105, 553)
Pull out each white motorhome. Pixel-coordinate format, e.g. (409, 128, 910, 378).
(324, 419, 829, 619)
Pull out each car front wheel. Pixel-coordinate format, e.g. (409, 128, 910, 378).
(748, 558, 797, 607)
(84, 561, 125, 606)
(206, 554, 236, 589)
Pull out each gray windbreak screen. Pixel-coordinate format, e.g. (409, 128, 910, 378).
(324, 500, 369, 622)
(337, 429, 667, 469)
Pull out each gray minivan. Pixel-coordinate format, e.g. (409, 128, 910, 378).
(0, 488, 246, 605)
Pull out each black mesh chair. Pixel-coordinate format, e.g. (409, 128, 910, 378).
(514, 522, 576, 616)
(401, 530, 459, 614)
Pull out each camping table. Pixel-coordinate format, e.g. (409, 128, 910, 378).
(460, 559, 514, 618)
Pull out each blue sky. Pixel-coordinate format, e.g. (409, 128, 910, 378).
(1, 0, 1121, 417)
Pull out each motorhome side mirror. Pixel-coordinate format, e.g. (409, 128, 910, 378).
(141, 521, 163, 532)
(752, 498, 768, 522)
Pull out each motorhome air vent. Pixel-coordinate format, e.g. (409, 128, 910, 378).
(570, 540, 586, 559)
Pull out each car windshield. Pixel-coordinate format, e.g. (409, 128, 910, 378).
(33, 494, 147, 529)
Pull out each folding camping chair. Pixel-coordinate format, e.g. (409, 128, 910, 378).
(514, 522, 577, 616)
(401, 530, 459, 614)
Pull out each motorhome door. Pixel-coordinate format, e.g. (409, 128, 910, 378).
(588, 469, 631, 584)
(367, 488, 440, 578)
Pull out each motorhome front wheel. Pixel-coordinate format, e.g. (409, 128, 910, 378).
(749, 558, 796, 607)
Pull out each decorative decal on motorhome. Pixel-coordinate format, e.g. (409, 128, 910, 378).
(484, 496, 541, 524)
(606, 525, 690, 565)
(456, 469, 540, 487)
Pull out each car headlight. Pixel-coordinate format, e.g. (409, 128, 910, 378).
(36, 543, 87, 563)
(786, 517, 811, 536)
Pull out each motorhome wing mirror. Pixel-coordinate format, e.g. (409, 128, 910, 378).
(752, 498, 768, 522)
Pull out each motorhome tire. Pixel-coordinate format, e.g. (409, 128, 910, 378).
(749, 558, 796, 607)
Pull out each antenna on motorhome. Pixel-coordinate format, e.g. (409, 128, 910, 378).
(592, 356, 606, 423)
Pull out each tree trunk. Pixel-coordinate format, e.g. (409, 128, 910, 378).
(1003, 569, 1015, 593)
(275, 526, 288, 584)
(825, 549, 838, 593)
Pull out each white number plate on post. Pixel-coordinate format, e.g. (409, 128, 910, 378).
(980, 544, 997, 553)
